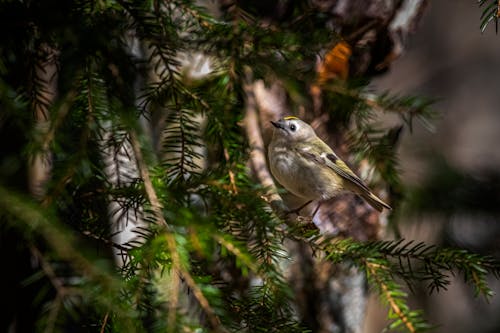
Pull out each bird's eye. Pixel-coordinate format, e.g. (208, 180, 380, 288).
(290, 124, 296, 131)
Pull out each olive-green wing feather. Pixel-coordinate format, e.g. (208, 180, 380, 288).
(295, 140, 391, 211)
(295, 140, 370, 193)
(323, 153, 372, 193)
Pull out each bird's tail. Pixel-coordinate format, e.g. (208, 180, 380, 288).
(360, 191, 391, 212)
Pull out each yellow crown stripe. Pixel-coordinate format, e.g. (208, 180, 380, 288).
(283, 116, 299, 120)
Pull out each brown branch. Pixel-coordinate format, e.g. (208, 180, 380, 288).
(40, 85, 94, 207)
(31, 245, 82, 333)
(166, 264, 180, 333)
(366, 262, 416, 333)
(100, 312, 109, 333)
(40, 89, 77, 152)
(0, 187, 140, 329)
(129, 130, 227, 332)
(31, 246, 69, 296)
(242, 68, 287, 214)
(129, 130, 168, 228)
(223, 147, 238, 194)
(213, 234, 260, 274)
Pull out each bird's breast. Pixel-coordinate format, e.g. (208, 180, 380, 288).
(269, 145, 329, 200)
(269, 144, 346, 200)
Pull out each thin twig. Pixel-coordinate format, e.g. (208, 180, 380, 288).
(129, 130, 168, 228)
(129, 130, 226, 332)
(366, 262, 416, 333)
(100, 312, 109, 333)
(82, 230, 132, 252)
(31, 246, 71, 333)
(213, 234, 259, 273)
(41, 89, 77, 149)
(167, 262, 180, 333)
(44, 296, 62, 333)
(223, 147, 238, 193)
(31, 246, 67, 296)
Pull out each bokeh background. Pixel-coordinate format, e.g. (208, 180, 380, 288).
(366, 2, 500, 332)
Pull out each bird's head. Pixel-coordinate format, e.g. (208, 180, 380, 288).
(270, 116, 316, 142)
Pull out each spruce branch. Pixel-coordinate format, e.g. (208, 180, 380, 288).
(213, 234, 260, 275)
(40, 89, 78, 151)
(4, 1, 499, 332)
(130, 130, 168, 229)
(161, 108, 204, 183)
(322, 82, 436, 131)
(279, 233, 500, 332)
(0, 187, 138, 327)
(366, 261, 428, 333)
(223, 147, 238, 193)
(369, 92, 437, 132)
(82, 230, 132, 253)
(41, 71, 103, 206)
(322, 238, 500, 299)
(130, 129, 227, 332)
(478, 0, 500, 32)
(30, 246, 76, 333)
(0, 189, 108, 281)
(100, 312, 110, 333)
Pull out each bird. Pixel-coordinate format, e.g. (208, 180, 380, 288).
(268, 116, 391, 212)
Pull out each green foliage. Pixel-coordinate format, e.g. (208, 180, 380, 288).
(478, 0, 499, 33)
(319, 237, 500, 332)
(0, 1, 498, 333)
(321, 80, 436, 212)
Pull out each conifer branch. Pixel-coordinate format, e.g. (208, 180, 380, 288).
(82, 230, 132, 253)
(213, 234, 259, 274)
(0, 187, 136, 323)
(3, 2, 499, 332)
(100, 312, 110, 333)
(223, 147, 238, 193)
(130, 129, 168, 228)
(41, 73, 101, 206)
(30, 246, 72, 333)
(40, 89, 77, 152)
(366, 261, 418, 333)
(478, 0, 500, 32)
(130, 129, 226, 332)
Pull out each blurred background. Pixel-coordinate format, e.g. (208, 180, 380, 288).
(366, 1, 500, 332)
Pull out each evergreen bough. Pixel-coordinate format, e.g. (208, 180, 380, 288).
(0, 1, 498, 332)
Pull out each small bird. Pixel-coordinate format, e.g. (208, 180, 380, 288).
(268, 116, 391, 212)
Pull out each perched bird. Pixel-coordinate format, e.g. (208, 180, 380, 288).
(268, 116, 391, 212)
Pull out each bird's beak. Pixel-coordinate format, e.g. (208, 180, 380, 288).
(270, 120, 284, 130)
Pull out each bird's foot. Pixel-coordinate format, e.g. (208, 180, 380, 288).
(284, 200, 313, 216)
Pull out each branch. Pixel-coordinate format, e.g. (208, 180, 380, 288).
(366, 262, 417, 333)
(0, 187, 135, 319)
(129, 130, 227, 332)
(242, 68, 287, 214)
(129, 130, 169, 227)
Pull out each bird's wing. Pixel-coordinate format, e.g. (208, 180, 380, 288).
(295, 141, 371, 193)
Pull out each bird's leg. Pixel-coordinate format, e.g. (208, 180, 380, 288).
(286, 200, 313, 216)
(311, 202, 322, 219)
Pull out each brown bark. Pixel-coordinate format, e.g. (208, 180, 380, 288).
(28, 43, 58, 199)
